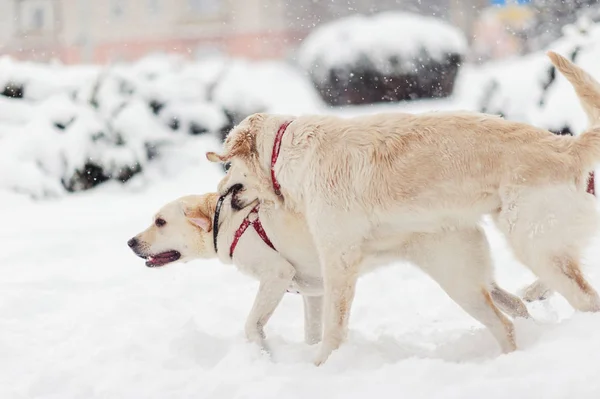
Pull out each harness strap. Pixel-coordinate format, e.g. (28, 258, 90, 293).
(253, 217, 276, 251)
(229, 205, 276, 257)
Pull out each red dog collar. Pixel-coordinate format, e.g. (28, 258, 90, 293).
(271, 121, 292, 196)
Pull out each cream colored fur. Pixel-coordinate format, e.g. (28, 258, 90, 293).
(128, 193, 530, 356)
(520, 51, 600, 302)
(208, 59, 600, 364)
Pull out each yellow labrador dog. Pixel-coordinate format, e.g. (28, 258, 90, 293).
(207, 52, 600, 365)
(128, 190, 530, 354)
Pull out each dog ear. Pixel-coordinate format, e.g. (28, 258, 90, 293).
(184, 206, 212, 232)
(188, 217, 211, 232)
(206, 152, 226, 163)
(247, 113, 266, 126)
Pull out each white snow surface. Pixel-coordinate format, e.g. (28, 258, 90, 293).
(5, 95, 600, 398)
(297, 12, 468, 82)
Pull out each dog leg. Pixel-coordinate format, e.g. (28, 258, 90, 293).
(304, 205, 367, 366)
(244, 267, 295, 349)
(496, 186, 600, 312)
(526, 254, 600, 312)
(520, 279, 552, 302)
(313, 251, 361, 366)
(431, 275, 517, 353)
(490, 283, 531, 319)
(467, 287, 517, 353)
(407, 227, 516, 353)
(302, 295, 323, 345)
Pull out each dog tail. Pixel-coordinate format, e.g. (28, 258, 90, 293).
(548, 51, 600, 169)
(548, 51, 600, 126)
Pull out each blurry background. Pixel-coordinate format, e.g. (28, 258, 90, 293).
(1, 0, 600, 197)
(0, 0, 596, 64)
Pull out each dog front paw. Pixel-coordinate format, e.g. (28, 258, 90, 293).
(245, 322, 266, 346)
(520, 279, 552, 302)
(304, 330, 322, 346)
(313, 342, 337, 366)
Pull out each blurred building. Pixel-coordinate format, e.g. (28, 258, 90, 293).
(0, 0, 488, 64)
(0, 0, 298, 63)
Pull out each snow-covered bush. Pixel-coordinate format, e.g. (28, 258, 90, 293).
(0, 92, 169, 198)
(470, 17, 600, 135)
(521, 0, 600, 53)
(297, 12, 468, 106)
(0, 53, 320, 198)
(210, 59, 324, 129)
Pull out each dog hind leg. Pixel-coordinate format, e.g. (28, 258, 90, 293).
(520, 279, 552, 302)
(407, 227, 517, 353)
(529, 254, 600, 312)
(496, 185, 600, 312)
(490, 283, 531, 319)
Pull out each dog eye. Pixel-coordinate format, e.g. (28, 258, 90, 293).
(224, 162, 231, 171)
(155, 218, 166, 227)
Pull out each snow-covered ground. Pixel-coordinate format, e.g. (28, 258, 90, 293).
(4, 90, 600, 398)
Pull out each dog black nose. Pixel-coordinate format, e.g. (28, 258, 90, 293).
(127, 237, 138, 248)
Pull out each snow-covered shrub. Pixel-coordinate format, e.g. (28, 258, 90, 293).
(0, 93, 162, 197)
(210, 59, 323, 128)
(521, 0, 600, 53)
(158, 101, 230, 137)
(470, 17, 600, 135)
(0, 56, 97, 101)
(129, 55, 321, 137)
(0, 53, 322, 198)
(297, 12, 468, 106)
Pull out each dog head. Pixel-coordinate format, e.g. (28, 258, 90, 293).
(127, 193, 219, 267)
(206, 113, 289, 209)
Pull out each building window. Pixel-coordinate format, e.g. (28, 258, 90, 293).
(148, 0, 160, 14)
(188, 0, 221, 15)
(17, 0, 55, 34)
(111, 0, 125, 19)
(32, 8, 44, 30)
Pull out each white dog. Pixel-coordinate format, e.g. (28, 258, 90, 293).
(207, 52, 600, 365)
(128, 189, 529, 354)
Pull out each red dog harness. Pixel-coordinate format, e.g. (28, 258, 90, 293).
(229, 205, 275, 257)
(588, 172, 595, 196)
(228, 204, 301, 294)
